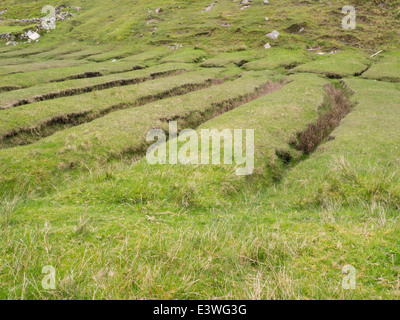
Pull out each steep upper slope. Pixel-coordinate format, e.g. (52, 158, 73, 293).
(1, 0, 400, 52)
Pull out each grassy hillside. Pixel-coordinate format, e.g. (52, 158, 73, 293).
(0, 0, 400, 300)
(1, 0, 400, 50)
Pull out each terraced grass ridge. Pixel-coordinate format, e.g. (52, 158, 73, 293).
(0, 0, 400, 300)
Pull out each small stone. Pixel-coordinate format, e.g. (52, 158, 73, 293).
(27, 30, 40, 41)
(205, 3, 216, 12)
(266, 30, 279, 40)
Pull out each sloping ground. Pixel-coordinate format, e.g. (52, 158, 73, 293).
(0, 60, 146, 90)
(0, 71, 280, 196)
(361, 51, 400, 82)
(57, 73, 328, 209)
(0, 57, 39, 66)
(0, 68, 219, 148)
(0, 59, 86, 76)
(0, 45, 56, 58)
(1, 0, 400, 50)
(242, 48, 310, 70)
(1, 0, 400, 301)
(0, 63, 194, 109)
(2, 70, 400, 299)
(160, 48, 209, 64)
(277, 78, 400, 209)
(200, 51, 260, 68)
(292, 50, 370, 78)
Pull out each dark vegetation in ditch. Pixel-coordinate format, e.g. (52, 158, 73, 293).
(294, 83, 354, 155)
(111, 80, 285, 165)
(268, 83, 354, 183)
(0, 77, 227, 149)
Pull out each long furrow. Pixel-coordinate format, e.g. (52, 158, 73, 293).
(0, 63, 194, 109)
(0, 68, 225, 149)
(278, 78, 400, 208)
(0, 71, 283, 196)
(0, 60, 147, 92)
(0, 59, 88, 76)
(54, 73, 332, 209)
(0, 45, 56, 59)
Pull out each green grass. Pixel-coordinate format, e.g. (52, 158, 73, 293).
(0, 24, 36, 33)
(86, 47, 142, 62)
(0, 66, 212, 148)
(1, 0, 399, 51)
(0, 60, 147, 89)
(0, 59, 87, 76)
(0, 70, 278, 196)
(58, 46, 108, 60)
(58, 73, 326, 211)
(0, 67, 236, 195)
(275, 78, 400, 210)
(0, 44, 55, 58)
(0, 57, 37, 66)
(1, 0, 400, 301)
(292, 50, 370, 78)
(28, 45, 89, 60)
(200, 50, 262, 68)
(2, 73, 399, 300)
(362, 51, 400, 82)
(160, 48, 208, 63)
(242, 48, 310, 70)
(120, 47, 170, 63)
(0, 62, 194, 109)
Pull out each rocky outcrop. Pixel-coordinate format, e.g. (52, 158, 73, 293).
(0, 5, 80, 45)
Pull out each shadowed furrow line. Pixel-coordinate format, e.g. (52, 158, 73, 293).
(0, 86, 20, 93)
(73, 73, 331, 211)
(0, 61, 148, 92)
(0, 67, 190, 109)
(112, 80, 286, 165)
(0, 69, 228, 149)
(0, 45, 56, 59)
(277, 78, 400, 210)
(294, 83, 355, 154)
(0, 59, 88, 77)
(0, 71, 284, 197)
